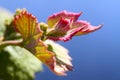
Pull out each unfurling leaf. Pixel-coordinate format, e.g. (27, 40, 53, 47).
(46, 10, 102, 42)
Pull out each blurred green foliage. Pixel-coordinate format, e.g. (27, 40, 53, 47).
(0, 8, 12, 37)
(0, 46, 42, 80)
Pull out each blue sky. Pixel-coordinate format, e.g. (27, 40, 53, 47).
(0, 0, 120, 80)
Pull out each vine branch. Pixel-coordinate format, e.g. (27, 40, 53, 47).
(0, 40, 22, 50)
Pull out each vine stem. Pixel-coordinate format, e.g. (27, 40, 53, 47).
(0, 40, 22, 49)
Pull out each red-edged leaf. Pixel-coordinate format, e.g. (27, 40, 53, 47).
(71, 20, 103, 36)
(47, 10, 82, 28)
(14, 10, 42, 41)
(47, 17, 72, 37)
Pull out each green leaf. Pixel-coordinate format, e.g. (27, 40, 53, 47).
(0, 46, 42, 80)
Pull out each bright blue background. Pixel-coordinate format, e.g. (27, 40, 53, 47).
(0, 0, 120, 80)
